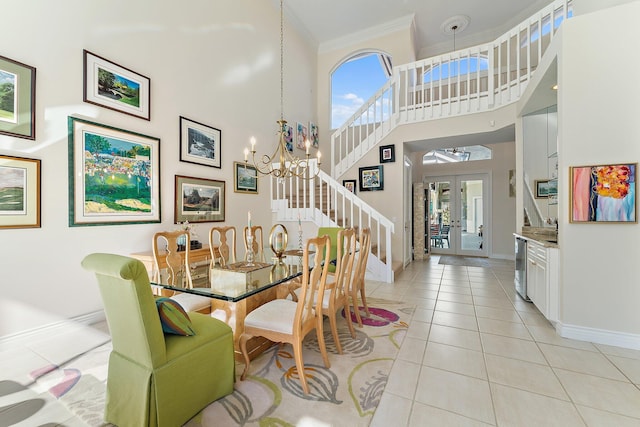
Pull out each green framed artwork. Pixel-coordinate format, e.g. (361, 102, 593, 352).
(68, 116, 161, 226)
(0, 55, 36, 140)
(0, 155, 41, 228)
(234, 161, 258, 194)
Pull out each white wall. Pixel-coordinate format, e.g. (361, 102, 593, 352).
(558, 1, 640, 342)
(0, 0, 316, 337)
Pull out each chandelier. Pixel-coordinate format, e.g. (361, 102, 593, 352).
(243, 0, 320, 179)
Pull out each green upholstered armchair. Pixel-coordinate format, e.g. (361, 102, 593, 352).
(81, 253, 235, 427)
(317, 227, 343, 273)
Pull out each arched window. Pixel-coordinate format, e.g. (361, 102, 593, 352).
(331, 52, 392, 130)
(423, 57, 489, 83)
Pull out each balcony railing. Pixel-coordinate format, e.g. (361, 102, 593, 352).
(331, 0, 573, 178)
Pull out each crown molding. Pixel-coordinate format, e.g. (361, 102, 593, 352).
(319, 14, 415, 55)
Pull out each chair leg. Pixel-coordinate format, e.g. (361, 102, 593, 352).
(351, 292, 363, 328)
(360, 286, 371, 318)
(327, 310, 342, 354)
(343, 300, 356, 339)
(239, 333, 252, 381)
(292, 340, 309, 394)
(315, 318, 330, 368)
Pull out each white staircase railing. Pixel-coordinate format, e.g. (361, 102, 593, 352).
(270, 160, 395, 282)
(331, 0, 573, 179)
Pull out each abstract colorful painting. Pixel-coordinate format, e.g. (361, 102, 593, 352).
(570, 163, 636, 223)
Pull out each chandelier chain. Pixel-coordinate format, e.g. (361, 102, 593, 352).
(241, 0, 321, 180)
(280, 0, 284, 121)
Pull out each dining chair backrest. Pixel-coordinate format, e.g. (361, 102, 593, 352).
(209, 226, 236, 266)
(243, 225, 265, 262)
(333, 228, 358, 303)
(297, 235, 331, 330)
(152, 230, 192, 289)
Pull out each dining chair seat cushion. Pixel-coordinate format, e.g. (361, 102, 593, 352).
(156, 297, 196, 336)
(244, 299, 298, 334)
(171, 293, 211, 312)
(293, 287, 332, 310)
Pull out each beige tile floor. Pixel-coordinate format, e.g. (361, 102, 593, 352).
(3, 256, 640, 426)
(369, 257, 640, 427)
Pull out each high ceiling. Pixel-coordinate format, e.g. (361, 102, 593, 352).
(283, 0, 555, 58)
(281, 0, 556, 152)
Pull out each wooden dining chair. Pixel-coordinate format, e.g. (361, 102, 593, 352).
(152, 230, 211, 314)
(209, 226, 237, 266)
(243, 225, 265, 262)
(239, 235, 331, 394)
(320, 227, 357, 353)
(349, 227, 371, 327)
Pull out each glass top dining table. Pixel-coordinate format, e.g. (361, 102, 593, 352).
(150, 249, 309, 303)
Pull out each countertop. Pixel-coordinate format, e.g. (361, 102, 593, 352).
(514, 228, 559, 248)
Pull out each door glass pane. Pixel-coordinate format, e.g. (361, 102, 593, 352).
(460, 179, 484, 251)
(428, 180, 451, 249)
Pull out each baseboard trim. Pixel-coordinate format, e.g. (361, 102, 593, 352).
(0, 310, 106, 346)
(556, 322, 640, 350)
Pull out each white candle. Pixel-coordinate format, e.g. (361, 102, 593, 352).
(305, 139, 310, 155)
(244, 147, 249, 161)
(317, 151, 322, 164)
(250, 136, 256, 152)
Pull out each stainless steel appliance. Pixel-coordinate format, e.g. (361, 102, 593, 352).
(514, 236, 531, 301)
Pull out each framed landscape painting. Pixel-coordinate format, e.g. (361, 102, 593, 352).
(175, 175, 225, 223)
(570, 163, 636, 223)
(234, 161, 258, 194)
(0, 155, 40, 228)
(83, 50, 151, 120)
(68, 116, 160, 226)
(179, 116, 221, 168)
(359, 165, 384, 192)
(0, 55, 36, 140)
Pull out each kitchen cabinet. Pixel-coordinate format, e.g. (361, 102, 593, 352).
(525, 239, 558, 322)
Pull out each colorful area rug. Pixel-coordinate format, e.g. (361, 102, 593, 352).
(36, 298, 413, 426)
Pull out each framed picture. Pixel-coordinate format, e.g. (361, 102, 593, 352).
(83, 50, 151, 120)
(179, 116, 221, 168)
(379, 144, 395, 163)
(343, 179, 356, 194)
(175, 175, 225, 223)
(234, 161, 258, 194)
(296, 122, 308, 150)
(0, 55, 36, 140)
(68, 116, 160, 226)
(535, 179, 557, 198)
(0, 155, 40, 228)
(359, 165, 384, 192)
(309, 122, 319, 148)
(283, 122, 293, 152)
(570, 163, 636, 223)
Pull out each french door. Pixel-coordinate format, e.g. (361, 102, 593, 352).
(427, 174, 489, 256)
